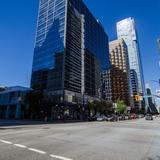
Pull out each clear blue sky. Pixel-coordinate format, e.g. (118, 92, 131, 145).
(0, 0, 160, 94)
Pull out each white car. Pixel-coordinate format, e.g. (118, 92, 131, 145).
(125, 115, 129, 120)
(97, 116, 107, 121)
(138, 114, 144, 118)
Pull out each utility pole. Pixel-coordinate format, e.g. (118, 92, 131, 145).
(157, 39, 160, 52)
(157, 39, 160, 68)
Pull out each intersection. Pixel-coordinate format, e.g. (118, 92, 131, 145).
(0, 119, 160, 160)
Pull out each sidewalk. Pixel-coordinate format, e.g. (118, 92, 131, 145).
(0, 119, 88, 127)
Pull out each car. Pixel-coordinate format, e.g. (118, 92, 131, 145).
(107, 115, 118, 122)
(88, 116, 97, 121)
(138, 114, 144, 118)
(124, 115, 129, 120)
(97, 115, 107, 121)
(118, 115, 123, 121)
(130, 113, 137, 119)
(107, 115, 114, 122)
(113, 115, 119, 121)
(145, 114, 153, 120)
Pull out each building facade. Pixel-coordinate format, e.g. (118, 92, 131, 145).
(31, 0, 110, 104)
(102, 39, 130, 106)
(0, 86, 6, 92)
(145, 87, 158, 114)
(101, 70, 112, 101)
(130, 69, 139, 109)
(0, 86, 31, 119)
(117, 18, 145, 96)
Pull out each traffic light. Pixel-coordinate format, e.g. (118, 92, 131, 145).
(134, 95, 141, 102)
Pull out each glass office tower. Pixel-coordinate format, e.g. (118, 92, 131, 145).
(31, 0, 109, 104)
(117, 17, 145, 96)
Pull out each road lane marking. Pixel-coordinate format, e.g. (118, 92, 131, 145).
(28, 148, 47, 154)
(14, 144, 27, 148)
(50, 154, 73, 160)
(0, 139, 73, 160)
(0, 139, 13, 144)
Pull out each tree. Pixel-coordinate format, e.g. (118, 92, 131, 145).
(87, 101, 96, 116)
(90, 100, 113, 116)
(94, 100, 104, 115)
(116, 100, 127, 114)
(103, 101, 113, 115)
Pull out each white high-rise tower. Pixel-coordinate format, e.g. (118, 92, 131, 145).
(117, 17, 145, 96)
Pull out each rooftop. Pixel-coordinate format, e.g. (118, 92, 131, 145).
(0, 86, 31, 94)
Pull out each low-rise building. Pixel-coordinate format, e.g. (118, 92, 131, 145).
(0, 86, 6, 92)
(0, 86, 31, 119)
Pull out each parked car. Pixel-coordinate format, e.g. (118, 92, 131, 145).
(124, 115, 129, 120)
(113, 115, 119, 121)
(118, 114, 126, 121)
(130, 113, 137, 119)
(145, 114, 153, 120)
(106, 115, 113, 122)
(107, 115, 118, 122)
(138, 114, 144, 118)
(88, 116, 97, 121)
(118, 115, 123, 121)
(97, 115, 107, 121)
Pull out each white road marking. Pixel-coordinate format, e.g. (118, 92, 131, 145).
(14, 144, 27, 148)
(50, 154, 73, 160)
(28, 148, 47, 154)
(0, 139, 13, 144)
(0, 139, 73, 160)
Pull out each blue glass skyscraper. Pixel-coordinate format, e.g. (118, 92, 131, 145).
(31, 0, 110, 104)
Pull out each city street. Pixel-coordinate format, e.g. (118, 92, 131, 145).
(0, 118, 160, 160)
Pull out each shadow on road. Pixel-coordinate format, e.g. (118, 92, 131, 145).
(143, 156, 160, 160)
(0, 119, 88, 128)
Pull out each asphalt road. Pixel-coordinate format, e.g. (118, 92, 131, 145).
(0, 118, 160, 160)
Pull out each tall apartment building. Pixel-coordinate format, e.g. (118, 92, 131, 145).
(31, 0, 110, 104)
(102, 39, 130, 106)
(117, 18, 145, 96)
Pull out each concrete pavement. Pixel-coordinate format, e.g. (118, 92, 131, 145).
(0, 118, 160, 160)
